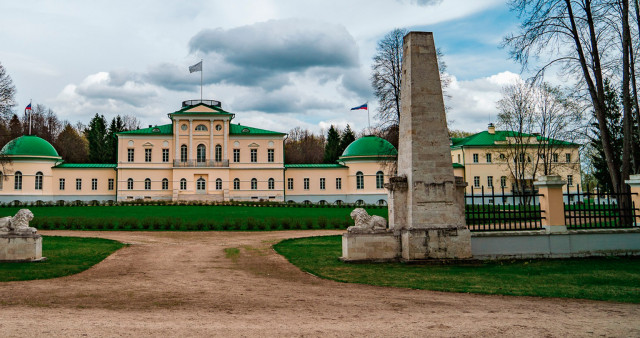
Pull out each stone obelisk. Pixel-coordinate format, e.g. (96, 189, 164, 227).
(389, 32, 471, 260)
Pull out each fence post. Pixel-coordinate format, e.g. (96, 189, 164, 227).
(534, 175, 567, 233)
(625, 174, 640, 226)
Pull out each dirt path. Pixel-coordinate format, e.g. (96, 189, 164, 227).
(1, 230, 638, 337)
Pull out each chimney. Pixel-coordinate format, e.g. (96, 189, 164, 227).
(488, 123, 495, 134)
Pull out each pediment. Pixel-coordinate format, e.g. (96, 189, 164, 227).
(142, 142, 154, 147)
(248, 143, 260, 148)
(185, 105, 217, 113)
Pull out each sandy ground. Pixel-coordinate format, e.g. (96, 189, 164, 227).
(0, 230, 638, 337)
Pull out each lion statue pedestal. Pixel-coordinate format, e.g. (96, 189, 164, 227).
(0, 209, 45, 262)
(341, 208, 400, 262)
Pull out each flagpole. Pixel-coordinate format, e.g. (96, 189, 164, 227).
(200, 59, 203, 101)
(367, 101, 370, 133)
(28, 99, 32, 135)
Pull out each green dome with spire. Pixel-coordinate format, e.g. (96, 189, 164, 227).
(1, 135, 61, 159)
(339, 135, 397, 161)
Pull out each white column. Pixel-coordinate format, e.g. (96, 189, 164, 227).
(188, 119, 193, 162)
(223, 119, 228, 160)
(174, 119, 179, 162)
(210, 119, 214, 162)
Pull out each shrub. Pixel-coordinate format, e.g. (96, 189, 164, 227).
(222, 219, 232, 230)
(304, 218, 313, 229)
(246, 217, 257, 230)
(317, 216, 328, 229)
(292, 219, 302, 230)
(281, 218, 291, 230)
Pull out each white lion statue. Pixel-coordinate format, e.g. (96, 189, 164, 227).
(347, 208, 388, 233)
(0, 209, 37, 235)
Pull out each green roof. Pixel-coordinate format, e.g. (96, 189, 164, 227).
(339, 136, 397, 161)
(451, 131, 579, 148)
(229, 124, 286, 136)
(452, 163, 464, 168)
(285, 164, 347, 168)
(169, 102, 234, 116)
(118, 124, 173, 135)
(54, 163, 117, 168)
(0, 135, 61, 159)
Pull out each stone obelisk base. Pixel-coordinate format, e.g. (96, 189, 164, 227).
(401, 228, 471, 260)
(0, 234, 45, 262)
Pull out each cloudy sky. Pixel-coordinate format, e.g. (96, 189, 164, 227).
(1, 0, 529, 134)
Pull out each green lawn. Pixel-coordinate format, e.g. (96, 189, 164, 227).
(0, 236, 125, 282)
(274, 235, 640, 303)
(0, 205, 387, 231)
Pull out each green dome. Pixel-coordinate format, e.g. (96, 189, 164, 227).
(1, 135, 60, 159)
(339, 135, 397, 161)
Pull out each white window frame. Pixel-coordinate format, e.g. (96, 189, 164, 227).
(250, 149, 257, 163)
(320, 178, 325, 190)
(145, 148, 152, 162)
(303, 178, 309, 190)
(59, 178, 65, 190)
(92, 178, 98, 191)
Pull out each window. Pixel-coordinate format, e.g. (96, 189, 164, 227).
(268, 178, 274, 190)
(128, 149, 134, 162)
(35, 172, 43, 190)
(127, 178, 133, 190)
(181, 145, 188, 162)
(250, 149, 257, 163)
(473, 154, 479, 163)
(59, 178, 65, 190)
(195, 124, 208, 131)
(356, 171, 364, 190)
(162, 149, 169, 162)
(76, 178, 82, 190)
(233, 149, 240, 162)
(320, 178, 325, 190)
(500, 176, 507, 188)
(108, 178, 114, 190)
(251, 178, 257, 190)
(287, 178, 293, 190)
(457, 154, 461, 163)
(567, 175, 573, 186)
(197, 144, 206, 162)
(14, 172, 21, 190)
(487, 176, 493, 188)
(473, 176, 480, 188)
(144, 178, 151, 190)
(145, 148, 152, 162)
(336, 178, 342, 190)
(267, 149, 274, 162)
(303, 178, 309, 190)
(216, 178, 222, 190)
(215, 144, 222, 162)
(552, 153, 558, 163)
(215, 124, 222, 131)
(486, 153, 492, 163)
(92, 178, 98, 190)
(233, 178, 240, 190)
(196, 178, 206, 191)
(0, 172, 2, 189)
(566, 153, 571, 163)
(376, 171, 384, 189)
(180, 178, 187, 190)
(518, 153, 525, 163)
(162, 178, 168, 190)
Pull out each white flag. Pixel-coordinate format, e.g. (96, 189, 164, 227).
(189, 61, 202, 73)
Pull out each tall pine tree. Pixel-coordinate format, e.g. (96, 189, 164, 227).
(323, 125, 341, 163)
(8, 114, 21, 140)
(107, 115, 125, 163)
(339, 124, 356, 156)
(86, 114, 109, 163)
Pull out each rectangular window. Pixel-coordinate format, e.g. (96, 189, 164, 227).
(233, 149, 240, 162)
(127, 149, 134, 162)
(91, 178, 98, 190)
(59, 178, 65, 190)
(486, 153, 492, 163)
(457, 154, 461, 163)
(473, 176, 480, 188)
(552, 153, 558, 163)
(320, 178, 325, 190)
(76, 178, 82, 191)
(145, 148, 152, 162)
(567, 175, 573, 186)
(500, 176, 507, 188)
(108, 178, 114, 190)
(180, 146, 187, 162)
(250, 149, 257, 163)
(303, 178, 309, 190)
(565, 153, 571, 163)
(473, 154, 479, 163)
(287, 178, 293, 190)
(162, 149, 169, 163)
(336, 178, 342, 190)
(487, 176, 493, 188)
(267, 149, 274, 163)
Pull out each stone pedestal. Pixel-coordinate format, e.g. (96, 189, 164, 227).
(0, 234, 44, 262)
(401, 228, 471, 260)
(341, 232, 400, 262)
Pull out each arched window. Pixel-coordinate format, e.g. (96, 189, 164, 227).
(251, 178, 257, 190)
(215, 144, 222, 162)
(233, 178, 240, 190)
(0, 172, 3, 190)
(180, 178, 187, 190)
(14, 171, 22, 190)
(376, 171, 384, 189)
(195, 124, 208, 131)
(144, 178, 151, 190)
(196, 177, 206, 191)
(35, 172, 43, 190)
(335, 200, 343, 205)
(268, 178, 274, 190)
(355, 199, 364, 205)
(180, 145, 188, 162)
(356, 171, 364, 190)
(162, 178, 169, 190)
(197, 144, 206, 162)
(215, 178, 222, 190)
(377, 199, 387, 206)
(127, 178, 133, 190)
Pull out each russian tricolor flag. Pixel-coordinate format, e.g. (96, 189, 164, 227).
(25, 103, 32, 111)
(350, 103, 367, 110)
